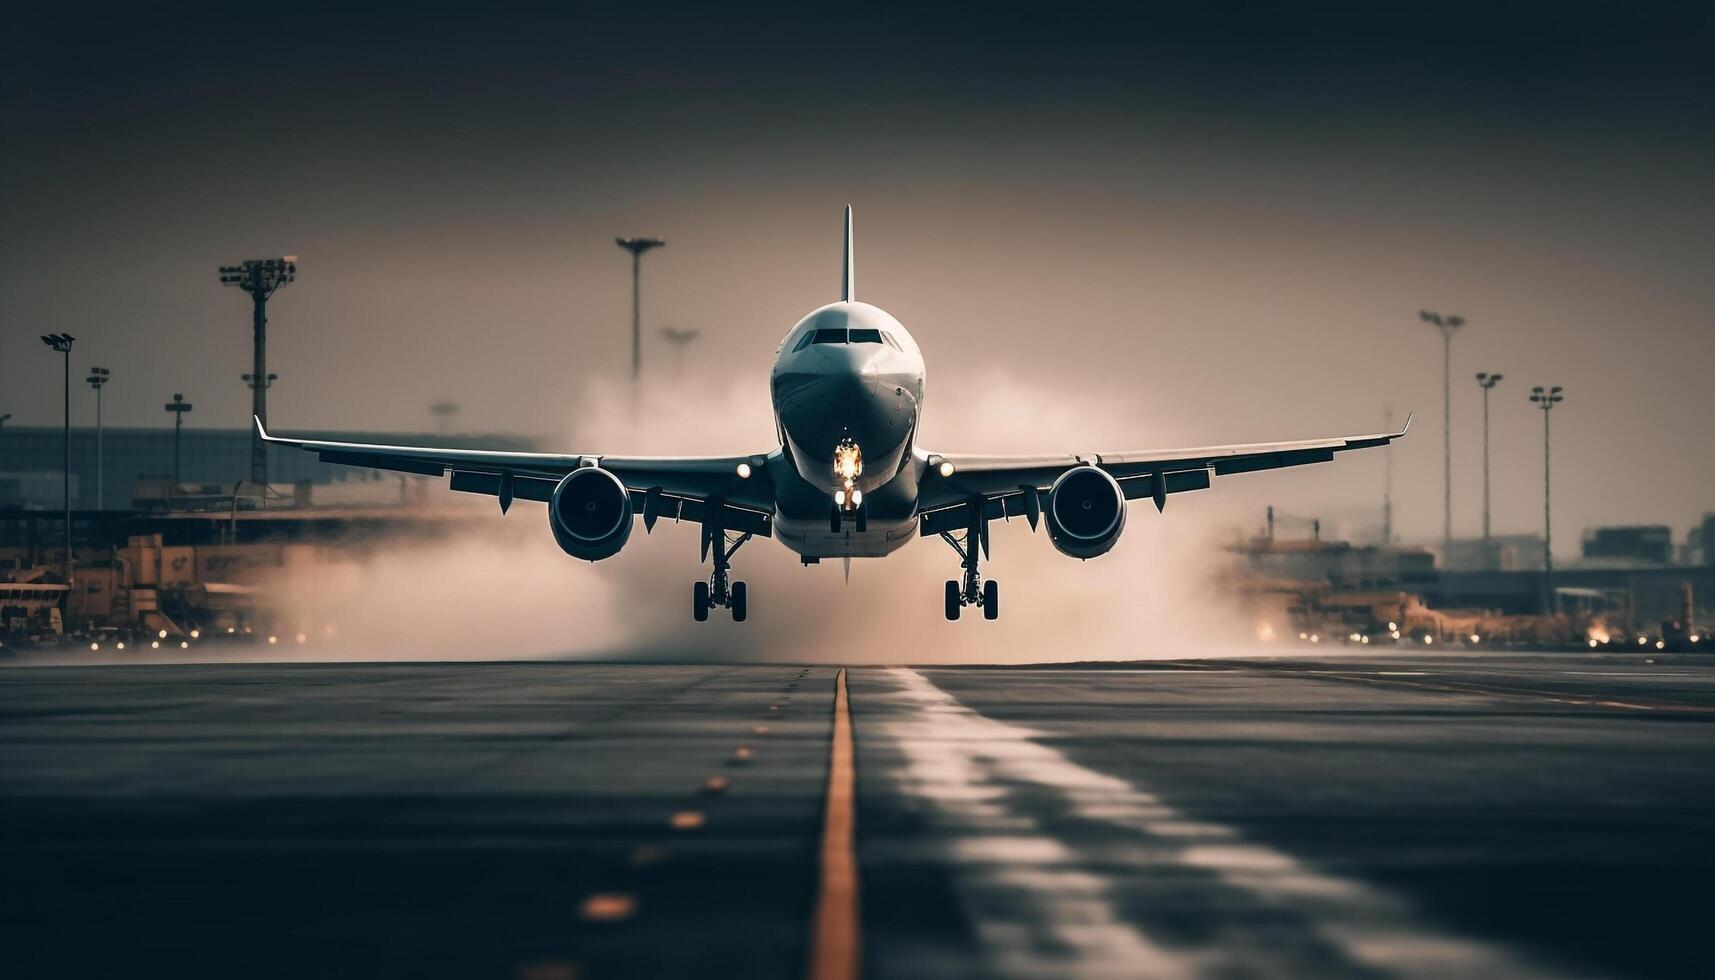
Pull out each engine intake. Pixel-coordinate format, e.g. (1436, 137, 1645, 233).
(1045, 465, 1126, 559)
(549, 467, 633, 561)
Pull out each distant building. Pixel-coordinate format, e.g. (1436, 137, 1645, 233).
(1581, 525, 1673, 565)
(1237, 538, 1438, 591)
(0, 426, 544, 511)
(1440, 534, 1546, 573)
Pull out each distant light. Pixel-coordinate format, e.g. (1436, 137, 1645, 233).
(1637, 636, 1648, 646)
(190, 629, 200, 639)
(115, 642, 125, 650)
(1424, 635, 1434, 645)
(90, 642, 100, 651)
(1655, 640, 1665, 650)
(158, 629, 168, 639)
(1691, 635, 1701, 643)
(268, 635, 278, 645)
(938, 461, 955, 478)
(1309, 633, 1320, 643)
(150, 640, 160, 649)
(735, 462, 752, 479)
(1588, 639, 1599, 648)
(295, 632, 307, 644)
(1470, 633, 1481, 644)
(1388, 622, 1398, 631)
(1298, 632, 1308, 640)
(179, 641, 189, 649)
(1391, 630, 1401, 639)
(1360, 635, 1371, 644)
(228, 627, 236, 634)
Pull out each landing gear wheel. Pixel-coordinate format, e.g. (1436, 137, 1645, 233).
(855, 503, 868, 533)
(731, 581, 748, 622)
(829, 503, 842, 534)
(945, 580, 961, 621)
(693, 581, 710, 622)
(982, 579, 999, 620)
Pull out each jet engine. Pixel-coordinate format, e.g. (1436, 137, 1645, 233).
(1045, 465, 1127, 559)
(549, 467, 633, 561)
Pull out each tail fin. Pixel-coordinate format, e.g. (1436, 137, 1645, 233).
(840, 205, 855, 302)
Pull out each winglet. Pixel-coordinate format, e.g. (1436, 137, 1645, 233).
(1396, 411, 1414, 438)
(840, 205, 855, 303)
(253, 414, 269, 441)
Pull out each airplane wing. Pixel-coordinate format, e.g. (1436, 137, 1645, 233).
(916, 414, 1410, 533)
(255, 417, 778, 535)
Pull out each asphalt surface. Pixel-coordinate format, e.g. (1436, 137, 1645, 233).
(2, 652, 1712, 979)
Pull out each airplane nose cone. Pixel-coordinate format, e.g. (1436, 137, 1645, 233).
(776, 352, 915, 488)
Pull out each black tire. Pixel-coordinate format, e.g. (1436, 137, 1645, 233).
(829, 503, 843, 534)
(693, 581, 710, 622)
(855, 504, 868, 533)
(731, 581, 748, 622)
(945, 580, 961, 621)
(982, 579, 999, 620)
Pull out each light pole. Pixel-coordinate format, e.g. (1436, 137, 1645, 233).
(615, 237, 665, 414)
(1420, 310, 1465, 556)
(220, 257, 296, 487)
(1475, 372, 1503, 568)
(659, 325, 700, 379)
(40, 334, 75, 587)
(165, 393, 194, 494)
(1382, 407, 1395, 546)
(1530, 385, 1564, 613)
(430, 400, 460, 436)
(86, 367, 111, 510)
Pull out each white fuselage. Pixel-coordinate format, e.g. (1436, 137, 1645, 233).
(768, 301, 926, 559)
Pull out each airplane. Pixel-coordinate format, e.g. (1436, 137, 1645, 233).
(260, 207, 1409, 623)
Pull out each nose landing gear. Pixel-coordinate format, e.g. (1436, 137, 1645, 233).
(939, 501, 998, 621)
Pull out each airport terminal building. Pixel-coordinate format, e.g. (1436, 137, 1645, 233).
(0, 426, 542, 510)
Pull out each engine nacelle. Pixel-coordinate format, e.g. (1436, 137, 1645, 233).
(548, 467, 633, 561)
(1045, 465, 1127, 559)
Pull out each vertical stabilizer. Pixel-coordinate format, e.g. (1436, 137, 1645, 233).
(840, 205, 855, 302)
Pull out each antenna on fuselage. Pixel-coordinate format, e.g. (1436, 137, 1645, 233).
(840, 204, 855, 302)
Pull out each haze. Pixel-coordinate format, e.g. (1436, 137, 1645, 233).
(5, 3, 1712, 550)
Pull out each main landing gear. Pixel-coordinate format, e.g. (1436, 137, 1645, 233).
(939, 502, 997, 621)
(694, 527, 752, 622)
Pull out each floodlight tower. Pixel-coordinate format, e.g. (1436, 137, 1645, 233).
(1530, 385, 1565, 613)
(615, 237, 665, 413)
(659, 325, 701, 378)
(220, 256, 296, 487)
(86, 367, 111, 510)
(165, 393, 194, 492)
(40, 334, 75, 585)
(1474, 372, 1503, 567)
(430, 400, 460, 435)
(1419, 310, 1465, 555)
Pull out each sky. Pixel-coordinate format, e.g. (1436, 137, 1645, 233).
(4, 1, 1713, 550)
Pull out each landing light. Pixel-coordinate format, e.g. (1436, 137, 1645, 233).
(735, 462, 752, 479)
(851, 489, 862, 506)
(938, 461, 955, 478)
(834, 489, 846, 507)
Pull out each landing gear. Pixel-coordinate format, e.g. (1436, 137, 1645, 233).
(693, 518, 753, 622)
(829, 500, 869, 534)
(939, 500, 998, 621)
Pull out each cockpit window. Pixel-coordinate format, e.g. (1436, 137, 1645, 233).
(812, 328, 847, 345)
(880, 331, 903, 351)
(848, 328, 883, 344)
(792, 331, 817, 352)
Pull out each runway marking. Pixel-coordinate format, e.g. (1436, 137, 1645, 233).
(1239, 664, 1715, 714)
(807, 668, 859, 980)
(870, 667, 1554, 978)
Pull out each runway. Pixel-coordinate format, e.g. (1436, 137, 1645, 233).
(2, 653, 1711, 979)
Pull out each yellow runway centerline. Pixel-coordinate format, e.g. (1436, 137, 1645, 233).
(807, 668, 860, 980)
